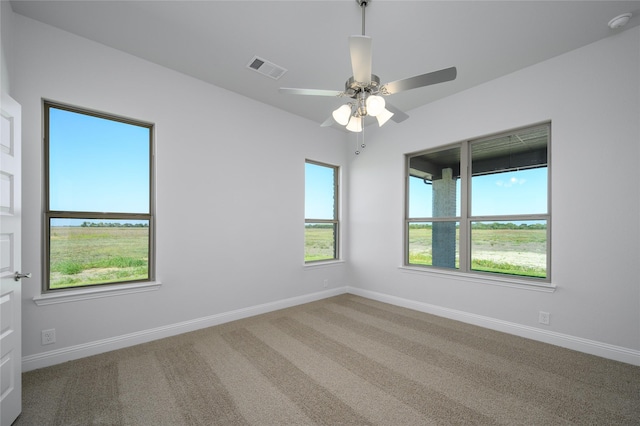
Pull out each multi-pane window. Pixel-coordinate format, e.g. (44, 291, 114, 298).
(305, 160, 339, 262)
(44, 101, 154, 291)
(406, 123, 550, 281)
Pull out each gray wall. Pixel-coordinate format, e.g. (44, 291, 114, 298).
(348, 26, 640, 362)
(4, 7, 639, 368)
(1, 0, 14, 92)
(9, 11, 350, 369)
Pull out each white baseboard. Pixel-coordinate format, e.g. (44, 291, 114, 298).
(347, 287, 640, 367)
(23, 286, 639, 371)
(22, 287, 348, 372)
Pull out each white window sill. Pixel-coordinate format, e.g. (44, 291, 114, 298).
(33, 281, 162, 306)
(398, 266, 556, 293)
(304, 260, 346, 269)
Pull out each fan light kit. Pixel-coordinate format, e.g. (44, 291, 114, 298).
(279, 0, 457, 152)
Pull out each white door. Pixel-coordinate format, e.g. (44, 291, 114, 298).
(0, 92, 25, 426)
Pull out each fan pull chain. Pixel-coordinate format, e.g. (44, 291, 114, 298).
(354, 131, 360, 155)
(355, 116, 366, 155)
(361, 117, 366, 150)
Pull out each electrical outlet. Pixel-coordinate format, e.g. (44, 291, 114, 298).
(42, 329, 56, 345)
(538, 311, 550, 325)
(323, 279, 328, 288)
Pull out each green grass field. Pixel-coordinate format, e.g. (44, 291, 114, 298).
(49, 227, 149, 289)
(51, 224, 545, 289)
(408, 227, 547, 278)
(304, 227, 336, 262)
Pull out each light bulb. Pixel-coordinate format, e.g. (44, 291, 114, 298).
(332, 104, 352, 126)
(365, 95, 385, 117)
(346, 115, 363, 132)
(376, 107, 394, 127)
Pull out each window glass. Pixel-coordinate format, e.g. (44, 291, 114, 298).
(406, 123, 550, 282)
(45, 102, 154, 291)
(305, 162, 335, 220)
(408, 145, 461, 218)
(408, 176, 433, 218)
(49, 218, 150, 289)
(304, 223, 337, 262)
(49, 108, 150, 213)
(471, 220, 547, 278)
(305, 161, 338, 262)
(408, 221, 460, 268)
(471, 125, 548, 216)
(471, 168, 547, 216)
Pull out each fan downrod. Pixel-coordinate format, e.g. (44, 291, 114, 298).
(356, 0, 369, 35)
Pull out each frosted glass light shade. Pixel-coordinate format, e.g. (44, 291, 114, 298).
(346, 115, 363, 132)
(365, 95, 385, 116)
(332, 104, 352, 126)
(376, 107, 394, 127)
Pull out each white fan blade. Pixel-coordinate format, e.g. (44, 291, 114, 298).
(321, 116, 335, 127)
(349, 35, 372, 85)
(381, 67, 457, 95)
(385, 103, 410, 123)
(279, 88, 344, 97)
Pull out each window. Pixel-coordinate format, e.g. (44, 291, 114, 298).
(406, 123, 550, 281)
(305, 160, 339, 262)
(44, 101, 154, 291)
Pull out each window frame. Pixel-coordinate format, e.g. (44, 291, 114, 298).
(304, 159, 340, 263)
(43, 100, 155, 292)
(405, 122, 551, 283)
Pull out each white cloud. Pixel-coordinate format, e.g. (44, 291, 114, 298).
(496, 177, 526, 188)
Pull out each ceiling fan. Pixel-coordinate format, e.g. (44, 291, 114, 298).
(279, 0, 457, 132)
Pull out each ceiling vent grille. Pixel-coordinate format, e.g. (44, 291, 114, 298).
(247, 56, 287, 80)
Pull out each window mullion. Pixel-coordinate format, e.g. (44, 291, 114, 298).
(48, 211, 152, 220)
(459, 141, 470, 273)
(470, 214, 549, 222)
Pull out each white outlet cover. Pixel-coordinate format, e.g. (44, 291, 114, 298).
(538, 311, 550, 325)
(42, 329, 56, 345)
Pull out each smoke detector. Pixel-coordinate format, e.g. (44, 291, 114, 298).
(608, 13, 632, 29)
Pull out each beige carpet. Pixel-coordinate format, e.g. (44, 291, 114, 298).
(16, 295, 640, 425)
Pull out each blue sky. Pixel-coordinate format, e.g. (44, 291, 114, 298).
(471, 168, 547, 216)
(50, 106, 544, 225)
(306, 162, 547, 221)
(409, 167, 547, 218)
(305, 162, 335, 220)
(49, 107, 150, 215)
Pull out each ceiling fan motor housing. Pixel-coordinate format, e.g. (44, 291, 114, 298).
(345, 74, 381, 117)
(345, 74, 381, 97)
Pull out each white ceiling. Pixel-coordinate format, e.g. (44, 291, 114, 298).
(10, 0, 640, 128)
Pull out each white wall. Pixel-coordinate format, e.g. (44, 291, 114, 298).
(1, 0, 14, 92)
(348, 26, 640, 363)
(10, 12, 351, 369)
(7, 7, 639, 368)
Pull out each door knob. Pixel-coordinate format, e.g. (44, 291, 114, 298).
(14, 271, 32, 281)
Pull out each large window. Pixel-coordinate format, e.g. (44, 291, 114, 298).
(305, 160, 339, 262)
(406, 123, 550, 281)
(44, 101, 154, 291)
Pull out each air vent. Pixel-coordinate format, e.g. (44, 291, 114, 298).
(247, 56, 287, 80)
